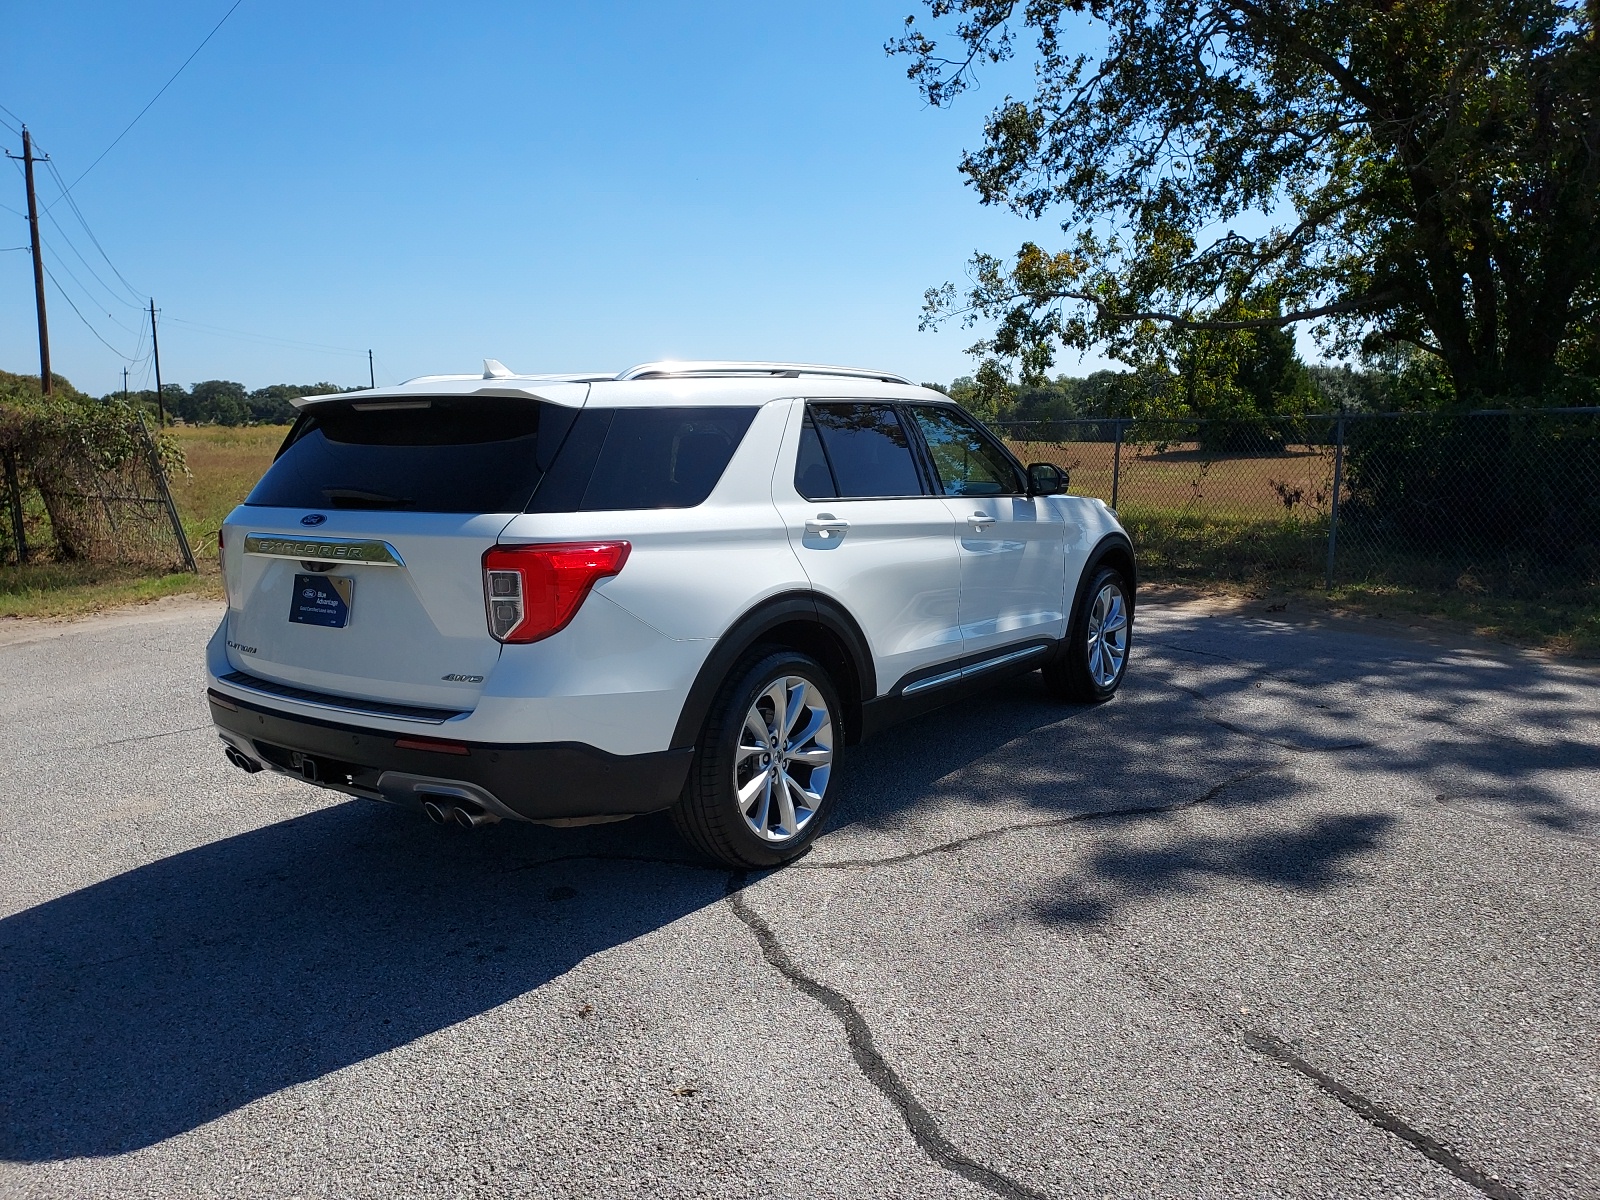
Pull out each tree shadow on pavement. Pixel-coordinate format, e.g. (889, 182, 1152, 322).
(1030, 810, 1394, 925)
(1136, 611, 1600, 838)
(0, 802, 721, 1162)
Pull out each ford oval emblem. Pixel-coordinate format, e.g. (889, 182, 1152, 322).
(301, 513, 327, 527)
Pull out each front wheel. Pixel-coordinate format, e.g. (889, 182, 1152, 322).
(670, 649, 842, 868)
(1044, 566, 1132, 702)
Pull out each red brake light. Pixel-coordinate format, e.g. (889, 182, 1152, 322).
(482, 541, 630, 644)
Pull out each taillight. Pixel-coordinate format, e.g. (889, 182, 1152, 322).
(482, 541, 630, 644)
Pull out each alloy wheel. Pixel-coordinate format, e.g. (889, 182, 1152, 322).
(1086, 583, 1129, 688)
(734, 675, 834, 842)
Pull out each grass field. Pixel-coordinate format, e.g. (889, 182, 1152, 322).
(2, 423, 1593, 654)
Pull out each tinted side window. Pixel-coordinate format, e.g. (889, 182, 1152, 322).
(808, 403, 924, 499)
(794, 413, 837, 500)
(246, 398, 577, 513)
(908, 405, 1025, 497)
(534, 407, 758, 512)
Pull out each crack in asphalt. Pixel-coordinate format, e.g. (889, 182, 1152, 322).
(794, 764, 1280, 870)
(724, 872, 1050, 1200)
(1050, 925, 1528, 1200)
(1162, 680, 1371, 752)
(10, 724, 213, 761)
(1431, 793, 1600, 847)
(1243, 1030, 1524, 1200)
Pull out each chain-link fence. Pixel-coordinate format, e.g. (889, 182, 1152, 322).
(1000, 408, 1600, 599)
(0, 413, 196, 572)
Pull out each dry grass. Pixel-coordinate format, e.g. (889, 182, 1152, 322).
(1009, 438, 1337, 520)
(165, 424, 289, 563)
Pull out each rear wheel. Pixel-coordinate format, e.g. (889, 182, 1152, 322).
(1044, 566, 1132, 702)
(671, 649, 841, 868)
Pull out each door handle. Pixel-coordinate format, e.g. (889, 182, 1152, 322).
(968, 511, 996, 531)
(805, 516, 850, 540)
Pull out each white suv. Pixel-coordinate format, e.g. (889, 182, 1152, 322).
(208, 361, 1135, 867)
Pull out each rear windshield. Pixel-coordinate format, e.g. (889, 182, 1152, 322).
(245, 398, 578, 513)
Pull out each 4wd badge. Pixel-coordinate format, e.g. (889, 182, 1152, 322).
(442, 673, 484, 683)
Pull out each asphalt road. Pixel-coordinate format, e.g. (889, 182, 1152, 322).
(1, 597, 1596, 1200)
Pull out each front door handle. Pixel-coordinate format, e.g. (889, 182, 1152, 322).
(968, 511, 996, 531)
(805, 516, 850, 540)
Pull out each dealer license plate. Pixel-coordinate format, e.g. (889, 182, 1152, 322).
(289, 573, 354, 628)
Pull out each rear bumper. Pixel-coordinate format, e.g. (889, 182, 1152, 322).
(208, 690, 693, 822)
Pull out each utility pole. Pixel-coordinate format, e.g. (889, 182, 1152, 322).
(149, 299, 166, 427)
(7, 128, 52, 395)
(368, 349, 375, 389)
(123, 366, 129, 404)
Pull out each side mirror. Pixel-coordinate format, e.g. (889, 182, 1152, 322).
(1027, 462, 1068, 496)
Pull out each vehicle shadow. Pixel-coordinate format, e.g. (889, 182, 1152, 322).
(0, 802, 720, 1163)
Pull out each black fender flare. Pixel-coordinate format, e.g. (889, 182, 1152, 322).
(670, 591, 877, 750)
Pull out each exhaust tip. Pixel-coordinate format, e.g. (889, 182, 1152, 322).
(224, 746, 263, 774)
(422, 799, 454, 825)
(453, 801, 500, 829)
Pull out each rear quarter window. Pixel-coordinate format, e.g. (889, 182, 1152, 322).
(246, 398, 577, 513)
(528, 407, 758, 512)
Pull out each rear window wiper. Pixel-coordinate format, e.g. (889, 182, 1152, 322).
(323, 487, 412, 509)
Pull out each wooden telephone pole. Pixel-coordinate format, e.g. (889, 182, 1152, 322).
(7, 128, 52, 395)
(149, 299, 166, 427)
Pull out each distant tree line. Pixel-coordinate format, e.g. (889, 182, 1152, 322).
(928, 335, 1472, 429)
(102, 380, 359, 426)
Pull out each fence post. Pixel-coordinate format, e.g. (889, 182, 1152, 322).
(1111, 419, 1125, 510)
(3, 450, 26, 565)
(1324, 410, 1346, 589)
(137, 413, 198, 573)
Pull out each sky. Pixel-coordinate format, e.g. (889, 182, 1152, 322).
(0, 1, 1123, 396)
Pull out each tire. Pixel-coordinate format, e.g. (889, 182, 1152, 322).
(1044, 565, 1133, 702)
(670, 648, 842, 868)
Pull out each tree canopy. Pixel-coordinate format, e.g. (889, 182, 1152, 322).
(894, 0, 1600, 405)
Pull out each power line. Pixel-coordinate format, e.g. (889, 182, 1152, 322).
(53, 0, 247, 204)
(24, 165, 145, 316)
(38, 238, 143, 334)
(163, 314, 370, 357)
(41, 262, 137, 361)
(41, 155, 144, 305)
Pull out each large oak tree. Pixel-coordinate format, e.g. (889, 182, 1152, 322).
(894, 1, 1600, 404)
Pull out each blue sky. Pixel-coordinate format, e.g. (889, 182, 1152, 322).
(0, 1, 1121, 395)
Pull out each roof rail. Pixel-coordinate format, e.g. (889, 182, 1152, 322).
(617, 360, 914, 386)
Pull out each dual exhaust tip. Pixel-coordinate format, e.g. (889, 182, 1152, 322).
(223, 745, 496, 829)
(423, 796, 499, 829)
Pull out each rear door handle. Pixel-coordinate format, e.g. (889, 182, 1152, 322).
(968, 511, 996, 531)
(805, 516, 850, 540)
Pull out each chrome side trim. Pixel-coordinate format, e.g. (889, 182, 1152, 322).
(243, 534, 404, 567)
(901, 668, 965, 697)
(900, 644, 1050, 697)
